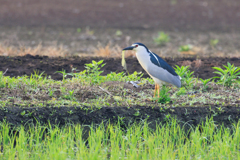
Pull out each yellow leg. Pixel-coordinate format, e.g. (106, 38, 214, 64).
(157, 84, 160, 98)
(154, 84, 157, 97)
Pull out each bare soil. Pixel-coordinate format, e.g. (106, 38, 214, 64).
(1, 0, 240, 31)
(1, 55, 240, 80)
(1, 105, 240, 131)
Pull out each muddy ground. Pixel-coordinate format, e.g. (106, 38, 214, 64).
(1, 55, 240, 80)
(1, 105, 240, 132)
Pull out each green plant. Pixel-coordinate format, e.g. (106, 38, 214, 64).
(210, 39, 219, 47)
(174, 65, 191, 78)
(174, 65, 195, 88)
(48, 88, 54, 97)
(133, 110, 140, 116)
(84, 60, 105, 84)
(170, 0, 177, 5)
(77, 28, 81, 33)
(200, 78, 212, 91)
(21, 110, 26, 116)
(60, 86, 66, 94)
(164, 113, 171, 121)
(32, 70, 46, 81)
(184, 77, 195, 89)
(157, 85, 171, 104)
(212, 62, 240, 87)
(0, 71, 5, 88)
(178, 44, 192, 52)
(69, 60, 105, 85)
(176, 87, 186, 96)
(68, 110, 73, 114)
(56, 70, 68, 82)
(115, 30, 122, 36)
(153, 32, 170, 45)
(62, 90, 75, 100)
(124, 71, 143, 82)
(75, 60, 143, 85)
(216, 106, 224, 112)
(85, 60, 105, 75)
(68, 90, 75, 99)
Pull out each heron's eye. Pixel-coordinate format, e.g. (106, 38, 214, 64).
(135, 45, 138, 48)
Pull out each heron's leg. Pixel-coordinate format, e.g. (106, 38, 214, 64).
(157, 84, 160, 98)
(154, 84, 157, 97)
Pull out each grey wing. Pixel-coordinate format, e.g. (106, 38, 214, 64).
(147, 64, 181, 87)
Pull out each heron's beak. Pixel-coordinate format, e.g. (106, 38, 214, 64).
(122, 46, 135, 51)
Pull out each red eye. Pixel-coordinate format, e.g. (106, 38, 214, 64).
(135, 45, 138, 48)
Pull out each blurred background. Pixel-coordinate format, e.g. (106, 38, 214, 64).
(0, 0, 240, 57)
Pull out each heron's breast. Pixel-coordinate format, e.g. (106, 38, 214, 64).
(136, 52, 151, 71)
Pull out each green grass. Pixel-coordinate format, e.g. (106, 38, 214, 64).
(1, 119, 240, 159)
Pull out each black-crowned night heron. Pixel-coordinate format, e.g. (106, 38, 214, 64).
(123, 43, 181, 98)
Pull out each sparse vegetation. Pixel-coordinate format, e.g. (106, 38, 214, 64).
(115, 30, 123, 36)
(0, 60, 239, 109)
(178, 44, 192, 52)
(153, 31, 170, 45)
(176, 87, 187, 96)
(77, 28, 81, 33)
(0, 43, 67, 57)
(93, 43, 122, 57)
(0, 71, 5, 88)
(85, 26, 94, 35)
(210, 39, 219, 47)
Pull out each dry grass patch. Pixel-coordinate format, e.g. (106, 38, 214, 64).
(93, 43, 135, 58)
(0, 43, 67, 57)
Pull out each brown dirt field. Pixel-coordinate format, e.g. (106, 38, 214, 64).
(1, 0, 240, 31)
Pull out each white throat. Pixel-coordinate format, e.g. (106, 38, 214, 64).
(135, 49, 150, 71)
